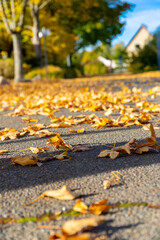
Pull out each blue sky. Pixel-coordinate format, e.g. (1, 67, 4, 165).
(112, 0, 160, 46)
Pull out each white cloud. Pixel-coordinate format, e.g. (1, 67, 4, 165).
(113, 9, 160, 46)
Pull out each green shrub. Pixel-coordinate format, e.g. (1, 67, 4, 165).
(0, 58, 31, 79)
(0, 58, 14, 78)
(83, 61, 109, 76)
(25, 65, 63, 79)
(129, 36, 158, 73)
(81, 51, 109, 76)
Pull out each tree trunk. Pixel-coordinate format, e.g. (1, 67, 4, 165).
(31, 5, 43, 67)
(12, 32, 24, 83)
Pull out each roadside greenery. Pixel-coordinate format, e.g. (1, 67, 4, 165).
(129, 35, 158, 73)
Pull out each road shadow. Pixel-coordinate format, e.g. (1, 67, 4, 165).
(90, 220, 140, 238)
(0, 135, 160, 192)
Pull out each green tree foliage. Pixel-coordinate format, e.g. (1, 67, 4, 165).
(0, 22, 12, 57)
(129, 36, 158, 73)
(47, 0, 132, 53)
(111, 42, 128, 64)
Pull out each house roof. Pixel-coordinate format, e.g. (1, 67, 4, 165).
(126, 24, 153, 49)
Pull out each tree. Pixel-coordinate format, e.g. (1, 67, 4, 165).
(110, 42, 128, 66)
(29, 0, 50, 66)
(0, 0, 28, 82)
(29, 0, 132, 68)
(129, 36, 158, 73)
(48, 0, 132, 52)
(0, 22, 12, 57)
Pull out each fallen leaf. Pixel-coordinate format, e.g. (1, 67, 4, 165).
(89, 199, 110, 215)
(37, 129, 56, 138)
(47, 133, 73, 151)
(0, 128, 20, 141)
(73, 199, 110, 215)
(113, 138, 136, 155)
(49, 233, 92, 240)
(68, 128, 85, 134)
(73, 199, 89, 214)
(29, 147, 49, 154)
(0, 149, 8, 155)
(23, 185, 78, 206)
(62, 216, 104, 236)
(103, 171, 124, 189)
(72, 144, 92, 152)
(134, 123, 159, 153)
(103, 180, 111, 189)
(41, 185, 77, 200)
(12, 155, 38, 166)
(22, 117, 38, 123)
(98, 139, 136, 159)
(55, 152, 71, 160)
(49, 122, 72, 128)
(98, 149, 120, 159)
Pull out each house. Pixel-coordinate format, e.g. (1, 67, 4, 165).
(126, 25, 153, 55)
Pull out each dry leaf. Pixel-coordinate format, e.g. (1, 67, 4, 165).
(49, 122, 72, 128)
(47, 133, 73, 151)
(23, 185, 78, 206)
(22, 117, 38, 123)
(0, 128, 20, 141)
(98, 139, 136, 159)
(72, 144, 91, 152)
(12, 155, 38, 166)
(55, 152, 71, 160)
(134, 123, 159, 153)
(103, 180, 111, 189)
(68, 128, 85, 134)
(89, 199, 110, 215)
(113, 138, 136, 155)
(29, 147, 49, 154)
(0, 149, 8, 155)
(41, 185, 77, 200)
(98, 149, 120, 159)
(37, 129, 56, 138)
(73, 199, 89, 214)
(62, 217, 104, 236)
(73, 199, 110, 215)
(49, 233, 92, 240)
(103, 171, 124, 189)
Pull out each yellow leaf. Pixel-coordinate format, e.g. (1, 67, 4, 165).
(22, 117, 38, 123)
(47, 133, 73, 151)
(49, 233, 92, 240)
(41, 185, 77, 200)
(23, 185, 78, 206)
(73, 199, 110, 215)
(62, 217, 104, 236)
(0, 149, 8, 155)
(73, 199, 89, 214)
(68, 128, 85, 133)
(29, 147, 49, 154)
(89, 199, 110, 215)
(12, 155, 38, 166)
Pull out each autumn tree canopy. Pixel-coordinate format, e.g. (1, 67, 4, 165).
(0, 0, 132, 80)
(48, 0, 132, 52)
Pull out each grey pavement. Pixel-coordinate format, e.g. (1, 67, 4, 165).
(0, 77, 160, 240)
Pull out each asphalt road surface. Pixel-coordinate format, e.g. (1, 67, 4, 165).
(0, 77, 160, 240)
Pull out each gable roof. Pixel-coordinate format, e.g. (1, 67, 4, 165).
(126, 24, 152, 48)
